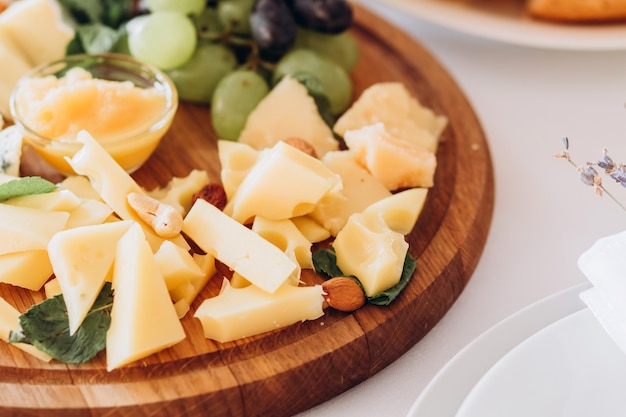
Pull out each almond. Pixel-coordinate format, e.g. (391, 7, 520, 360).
(321, 277, 366, 312)
(192, 183, 227, 211)
(282, 137, 318, 159)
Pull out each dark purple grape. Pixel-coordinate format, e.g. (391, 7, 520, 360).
(287, 0, 352, 34)
(250, 0, 297, 61)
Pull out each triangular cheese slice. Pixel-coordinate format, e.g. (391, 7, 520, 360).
(47, 220, 133, 335)
(106, 223, 185, 371)
(0, 204, 69, 255)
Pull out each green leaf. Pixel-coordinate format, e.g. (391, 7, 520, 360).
(0, 177, 57, 202)
(76, 23, 122, 54)
(9, 283, 113, 364)
(312, 247, 418, 306)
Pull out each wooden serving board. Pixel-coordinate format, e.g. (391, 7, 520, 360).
(8, 4, 494, 417)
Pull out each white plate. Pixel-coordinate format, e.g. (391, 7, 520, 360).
(407, 283, 590, 417)
(380, 0, 626, 50)
(456, 307, 626, 417)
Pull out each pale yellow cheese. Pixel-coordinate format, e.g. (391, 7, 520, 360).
(0, 203, 69, 255)
(333, 212, 408, 297)
(154, 240, 205, 298)
(0, 30, 32, 118)
(362, 188, 428, 235)
(238, 76, 339, 157)
(58, 175, 103, 201)
(44, 277, 62, 298)
(252, 216, 313, 269)
(0, 296, 52, 362)
(333, 82, 447, 153)
(106, 223, 186, 371)
(310, 150, 391, 236)
(217, 140, 258, 200)
(229, 272, 251, 288)
(64, 198, 114, 229)
(48, 220, 133, 335)
(344, 123, 437, 190)
(67, 130, 188, 251)
(0, 250, 52, 291)
(194, 279, 324, 343)
(225, 141, 342, 224)
(5, 189, 81, 212)
(291, 216, 331, 243)
(0, 0, 73, 67)
(146, 169, 209, 215)
(183, 199, 298, 294)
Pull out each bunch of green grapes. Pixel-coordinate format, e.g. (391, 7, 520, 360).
(122, 0, 359, 140)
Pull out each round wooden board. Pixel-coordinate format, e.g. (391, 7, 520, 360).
(7, 4, 494, 417)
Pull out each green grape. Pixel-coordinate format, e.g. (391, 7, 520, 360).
(217, 0, 255, 35)
(128, 12, 197, 70)
(294, 27, 359, 72)
(273, 49, 352, 115)
(211, 70, 269, 141)
(166, 42, 238, 104)
(145, 0, 206, 16)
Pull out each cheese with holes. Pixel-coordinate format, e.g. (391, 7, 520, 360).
(310, 150, 391, 236)
(48, 220, 133, 335)
(0, 250, 52, 291)
(106, 223, 185, 371)
(194, 279, 324, 343)
(183, 199, 298, 294)
(225, 141, 341, 224)
(218, 140, 259, 200)
(344, 123, 437, 190)
(333, 82, 447, 153)
(238, 76, 338, 157)
(362, 188, 428, 235)
(0, 203, 69, 255)
(291, 216, 331, 243)
(333, 212, 408, 296)
(67, 130, 188, 251)
(154, 240, 205, 301)
(252, 216, 313, 269)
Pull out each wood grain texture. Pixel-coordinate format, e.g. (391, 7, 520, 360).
(9, 4, 494, 416)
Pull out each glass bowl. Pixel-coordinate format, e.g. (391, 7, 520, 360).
(10, 53, 178, 175)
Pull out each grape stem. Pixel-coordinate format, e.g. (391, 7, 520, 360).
(198, 26, 275, 72)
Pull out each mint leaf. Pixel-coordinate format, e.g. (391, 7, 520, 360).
(312, 247, 417, 306)
(9, 283, 113, 364)
(76, 23, 122, 54)
(0, 177, 57, 202)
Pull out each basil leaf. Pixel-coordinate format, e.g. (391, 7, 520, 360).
(312, 247, 418, 305)
(10, 283, 113, 364)
(0, 177, 57, 202)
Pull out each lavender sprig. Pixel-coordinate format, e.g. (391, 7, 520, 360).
(554, 137, 626, 212)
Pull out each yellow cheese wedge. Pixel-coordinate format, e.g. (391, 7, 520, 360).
(218, 140, 259, 200)
(310, 150, 391, 236)
(5, 189, 82, 212)
(0, 0, 74, 67)
(183, 199, 298, 294)
(106, 223, 186, 371)
(146, 169, 209, 215)
(333, 82, 447, 153)
(0, 250, 52, 291)
(362, 188, 429, 235)
(68, 130, 188, 251)
(238, 76, 339, 157)
(58, 175, 103, 201)
(225, 141, 342, 224)
(0, 296, 52, 362)
(252, 216, 313, 269)
(0, 31, 32, 118)
(44, 277, 62, 299)
(0, 203, 69, 255)
(333, 212, 408, 297)
(48, 220, 133, 335)
(64, 198, 114, 229)
(344, 123, 437, 190)
(291, 216, 331, 243)
(154, 240, 205, 298)
(194, 279, 324, 343)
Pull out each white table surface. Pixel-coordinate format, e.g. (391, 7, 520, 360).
(298, 2, 626, 416)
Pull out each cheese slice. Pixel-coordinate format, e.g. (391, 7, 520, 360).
(106, 223, 186, 371)
(5, 189, 81, 212)
(68, 130, 188, 251)
(217, 140, 259, 200)
(48, 220, 133, 335)
(0, 32, 32, 118)
(183, 199, 298, 294)
(0, 250, 52, 291)
(362, 188, 429, 235)
(238, 76, 339, 157)
(0, 0, 74, 67)
(194, 279, 324, 343)
(0, 203, 69, 255)
(252, 216, 313, 269)
(0, 296, 52, 362)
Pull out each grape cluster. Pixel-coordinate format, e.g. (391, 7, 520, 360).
(120, 0, 358, 141)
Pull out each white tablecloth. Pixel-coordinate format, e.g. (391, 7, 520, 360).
(298, 1, 626, 416)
